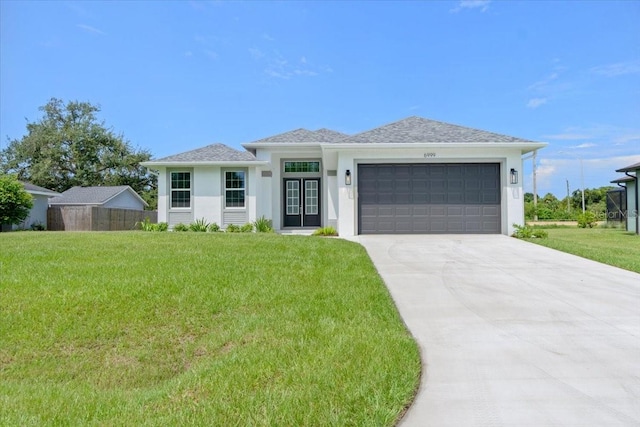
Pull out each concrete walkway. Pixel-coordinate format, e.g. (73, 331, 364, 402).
(356, 235, 640, 427)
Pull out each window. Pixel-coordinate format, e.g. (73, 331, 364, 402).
(171, 172, 191, 208)
(284, 161, 320, 173)
(225, 171, 245, 208)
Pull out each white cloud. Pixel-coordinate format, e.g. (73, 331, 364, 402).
(203, 49, 218, 60)
(543, 133, 591, 140)
(262, 33, 275, 42)
(249, 48, 265, 60)
(184, 51, 193, 57)
(77, 24, 106, 35)
(613, 133, 640, 146)
(450, 0, 490, 13)
(590, 60, 640, 77)
(526, 98, 547, 109)
(253, 51, 326, 80)
(571, 143, 596, 149)
(527, 72, 559, 91)
(544, 124, 640, 147)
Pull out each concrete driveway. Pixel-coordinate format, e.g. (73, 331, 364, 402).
(356, 235, 640, 427)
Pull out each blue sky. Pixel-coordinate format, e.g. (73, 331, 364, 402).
(1, 0, 639, 197)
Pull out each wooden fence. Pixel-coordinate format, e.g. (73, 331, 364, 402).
(48, 206, 157, 231)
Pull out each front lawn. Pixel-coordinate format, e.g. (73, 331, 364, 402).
(526, 227, 640, 273)
(0, 232, 420, 426)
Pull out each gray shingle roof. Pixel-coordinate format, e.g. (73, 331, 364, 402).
(314, 128, 350, 142)
(616, 162, 640, 173)
(247, 128, 349, 144)
(49, 186, 141, 205)
(342, 116, 535, 144)
(21, 182, 60, 196)
(249, 128, 324, 144)
(152, 143, 257, 162)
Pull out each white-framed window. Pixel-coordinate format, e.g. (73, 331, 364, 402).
(225, 171, 245, 208)
(170, 171, 191, 208)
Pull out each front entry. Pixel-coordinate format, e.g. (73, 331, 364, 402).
(283, 178, 321, 227)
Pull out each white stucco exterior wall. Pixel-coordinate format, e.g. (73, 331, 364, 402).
(193, 167, 222, 224)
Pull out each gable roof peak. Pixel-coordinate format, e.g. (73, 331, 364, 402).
(342, 115, 535, 144)
(150, 143, 257, 163)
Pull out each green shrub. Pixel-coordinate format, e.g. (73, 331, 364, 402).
(189, 218, 209, 232)
(30, 222, 46, 231)
(173, 223, 189, 232)
(254, 216, 274, 233)
(240, 223, 254, 233)
(312, 226, 338, 236)
(225, 224, 240, 233)
(207, 222, 220, 232)
(137, 217, 168, 232)
(577, 211, 597, 228)
(512, 223, 547, 239)
(0, 174, 33, 226)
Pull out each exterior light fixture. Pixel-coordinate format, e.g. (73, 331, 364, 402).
(345, 169, 352, 185)
(510, 168, 518, 185)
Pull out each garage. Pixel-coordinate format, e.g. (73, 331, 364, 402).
(358, 163, 501, 234)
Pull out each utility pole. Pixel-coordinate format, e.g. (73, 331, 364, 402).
(580, 158, 586, 213)
(566, 179, 570, 213)
(533, 150, 538, 221)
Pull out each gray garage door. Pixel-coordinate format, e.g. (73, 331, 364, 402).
(358, 163, 501, 234)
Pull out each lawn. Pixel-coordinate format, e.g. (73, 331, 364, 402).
(0, 232, 420, 426)
(526, 227, 640, 273)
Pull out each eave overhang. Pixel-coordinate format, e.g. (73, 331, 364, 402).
(141, 160, 269, 168)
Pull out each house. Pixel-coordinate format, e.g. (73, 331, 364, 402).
(611, 162, 639, 234)
(5, 182, 60, 231)
(49, 186, 148, 210)
(142, 116, 546, 236)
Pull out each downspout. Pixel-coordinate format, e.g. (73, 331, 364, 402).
(624, 171, 639, 235)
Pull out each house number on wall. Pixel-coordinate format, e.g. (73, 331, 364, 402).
(424, 153, 436, 158)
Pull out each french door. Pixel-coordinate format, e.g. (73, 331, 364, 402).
(283, 178, 321, 227)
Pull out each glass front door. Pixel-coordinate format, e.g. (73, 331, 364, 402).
(283, 178, 321, 227)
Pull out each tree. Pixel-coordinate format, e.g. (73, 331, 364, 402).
(0, 98, 156, 208)
(0, 174, 33, 226)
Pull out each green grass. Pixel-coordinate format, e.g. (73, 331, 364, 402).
(0, 232, 420, 426)
(525, 227, 640, 273)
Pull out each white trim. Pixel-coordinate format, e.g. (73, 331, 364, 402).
(169, 171, 192, 210)
(222, 169, 247, 210)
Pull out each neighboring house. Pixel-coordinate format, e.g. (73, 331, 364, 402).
(142, 116, 546, 237)
(48, 186, 148, 210)
(611, 162, 639, 235)
(7, 182, 61, 230)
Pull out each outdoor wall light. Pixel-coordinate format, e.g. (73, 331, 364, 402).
(345, 169, 352, 185)
(510, 168, 518, 185)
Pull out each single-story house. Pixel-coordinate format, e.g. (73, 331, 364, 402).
(611, 162, 639, 234)
(49, 185, 148, 210)
(4, 182, 60, 231)
(142, 116, 546, 237)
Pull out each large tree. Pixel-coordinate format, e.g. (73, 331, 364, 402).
(1, 98, 156, 208)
